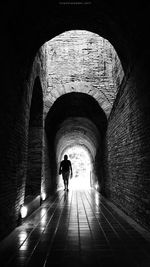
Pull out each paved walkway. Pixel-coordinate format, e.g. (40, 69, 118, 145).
(0, 189, 150, 267)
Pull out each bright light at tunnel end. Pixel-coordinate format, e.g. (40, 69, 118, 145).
(60, 145, 92, 190)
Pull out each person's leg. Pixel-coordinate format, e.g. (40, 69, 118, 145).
(66, 178, 68, 190)
(65, 179, 67, 189)
(63, 172, 69, 190)
(66, 171, 70, 190)
(62, 173, 66, 190)
(63, 179, 65, 190)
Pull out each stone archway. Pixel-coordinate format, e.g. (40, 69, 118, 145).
(43, 30, 124, 118)
(44, 92, 107, 194)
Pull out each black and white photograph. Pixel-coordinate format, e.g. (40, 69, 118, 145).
(0, 1, 150, 266)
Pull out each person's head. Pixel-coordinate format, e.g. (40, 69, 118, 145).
(64, 154, 68, 160)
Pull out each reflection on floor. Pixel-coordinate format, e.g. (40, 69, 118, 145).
(0, 189, 150, 267)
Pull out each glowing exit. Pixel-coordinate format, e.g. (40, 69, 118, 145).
(60, 145, 92, 190)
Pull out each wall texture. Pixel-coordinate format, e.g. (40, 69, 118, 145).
(104, 58, 150, 231)
(0, 46, 46, 240)
(44, 30, 124, 117)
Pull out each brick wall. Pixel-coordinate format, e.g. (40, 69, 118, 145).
(44, 30, 124, 117)
(0, 46, 46, 240)
(104, 59, 150, 231)
(25, 77, 43, 197)
(0, 81, 29, 239)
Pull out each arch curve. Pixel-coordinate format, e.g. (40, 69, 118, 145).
(45, 92, 107, 192)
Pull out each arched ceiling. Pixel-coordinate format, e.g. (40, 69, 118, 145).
(45, 92, 107, 167)
(55, 117, 101, 163)
(43, 30, 124, 118)
(45, 92, 107, 142)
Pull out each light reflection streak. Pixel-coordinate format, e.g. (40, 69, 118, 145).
(19, 230, 28, 250)
(40, 208, 47, 232)
(95, 192, 100, 206)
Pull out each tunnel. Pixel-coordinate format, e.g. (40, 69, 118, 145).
(0, 1, 150, 266)
(45, 92, 107, 193)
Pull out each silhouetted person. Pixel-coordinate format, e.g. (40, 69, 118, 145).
(59, 154, 73, 191)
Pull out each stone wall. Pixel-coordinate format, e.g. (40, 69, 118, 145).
(0, 45, 46, 240)
(104, 58, 150, 231)
(44, 30, 124, 117)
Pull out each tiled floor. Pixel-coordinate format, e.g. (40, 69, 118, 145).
(0, 189, 150, 266)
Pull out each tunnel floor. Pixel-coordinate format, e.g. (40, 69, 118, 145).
(0, 189, 150, 267)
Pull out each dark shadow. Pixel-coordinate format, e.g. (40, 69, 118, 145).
(25, 77, 43, 198)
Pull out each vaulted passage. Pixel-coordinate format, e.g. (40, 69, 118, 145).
(1, 1, 150, 266)
(45, 92, 107, 193)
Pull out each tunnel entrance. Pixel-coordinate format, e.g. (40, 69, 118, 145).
(42, 29, 123, 195)
(58, 145, 92, 190)
(40, 29, 124, 197)
(45, 92, 107, 194)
